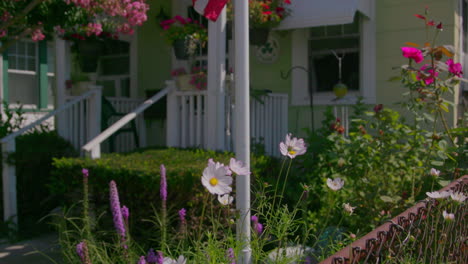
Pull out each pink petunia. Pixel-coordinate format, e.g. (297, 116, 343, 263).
(401, 47, 424, 63)
(446, 59, 463, 77)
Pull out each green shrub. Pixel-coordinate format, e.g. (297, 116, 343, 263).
(1, 130, 78, 239)
(50, 148, 279, 242)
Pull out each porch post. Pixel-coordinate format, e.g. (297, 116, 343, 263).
(234, 0, 251, 263)
(166, 80, 180, 147)
(206, 9, 227, 150)
(2, 140, 17, 225)
(0, 52, 4, 115)
(54, 37, 71, 138)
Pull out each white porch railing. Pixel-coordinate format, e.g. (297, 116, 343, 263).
(105, 97, 146, 152)
(82, 88, 168, 159)
(226, 93, 289, 156)
(249, 94, 289, 156)
(167, 80, 289, 156)
(1, 87, 102, 224)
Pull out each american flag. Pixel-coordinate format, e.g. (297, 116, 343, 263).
(192, 0, 229, 22)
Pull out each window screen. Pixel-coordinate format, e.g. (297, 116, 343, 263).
(308, 15, 360, 93)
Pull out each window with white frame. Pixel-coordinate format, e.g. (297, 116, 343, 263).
(309, 16, 360, 93)
(6, 40, 55, 108)
(291, 12, 375, 106)
(8, 40, 37, 72)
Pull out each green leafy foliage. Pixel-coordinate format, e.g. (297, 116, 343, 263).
(1, 130, 78, 240)
(50, 148, 279, 243)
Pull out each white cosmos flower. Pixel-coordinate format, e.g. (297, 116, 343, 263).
(343, 203, 356, 215)
(267, 246, 309, 263)
(218, 194, 234, 205)
(327, 178, 344, 191)
(430, 168, 440, 177)
(442, 210, 455, 221)
(202, 159, 232, 195)
(279, 133, 307, 159)
(163, 255, 186, 264)
(229, 158, 251, 175)
(426, 191, 451, 199)
(450, 192, 466, 203)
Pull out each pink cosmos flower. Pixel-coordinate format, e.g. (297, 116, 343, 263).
(201, 159, 232, 195)
(401, 47, 424, 63)
(279, 133, 307, 159)
(417, 64, 439, 85)
(446, 59, 463, 77)
(229, 158, 251, 176)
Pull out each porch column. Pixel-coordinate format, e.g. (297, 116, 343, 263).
(206, 10, 227, 150)
(54, 37, 71, 137)
(234, 0, 251, 262)
(0, 53, 4, 115)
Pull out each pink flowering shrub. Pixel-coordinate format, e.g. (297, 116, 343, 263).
(160, 15, 208, 47)
(397, 8, 463, 124)
(0, 0, 149, 52)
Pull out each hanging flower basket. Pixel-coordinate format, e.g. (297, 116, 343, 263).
(250, 28, 270, 46)
(172, 39, 189, 60)
(77, 40, 104, 73)
(176, 74, 198, 91)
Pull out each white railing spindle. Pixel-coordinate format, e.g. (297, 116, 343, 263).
(1, 87, 102, 224)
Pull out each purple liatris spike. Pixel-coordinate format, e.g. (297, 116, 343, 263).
(76, 241, 84, 261)
(137, 256, 147, 264)
(227, 248, 236, 264)
(109, 180, 126, 238)
(76, 240, 91, 264)
(255, 222, 263, 235)
(179, 208, 186, 223)
(160, 164, 167, 201)
(156, 251, 164, 264)
(121, 205, 129, 223)
(251, 215, 263, 235)
(146, 249, 157, 263)
(82, 168, 89, 178)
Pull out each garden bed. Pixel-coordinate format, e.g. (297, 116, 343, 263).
(322, 175, 468, 264)
(50, 147, 279, 240)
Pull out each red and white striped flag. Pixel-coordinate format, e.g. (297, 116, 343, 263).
(193, 0, 229, 22)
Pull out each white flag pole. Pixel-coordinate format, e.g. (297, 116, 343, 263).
(234, 0, 251, 263)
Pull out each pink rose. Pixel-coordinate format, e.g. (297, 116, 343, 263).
(401, 47, 424, 63)
(446, 59, 463, 77)
(417, 64, 439, 85)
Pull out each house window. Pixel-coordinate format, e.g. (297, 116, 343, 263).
(291, 12, 376, 106)
(5, 40, 54, 109)
(8, 40, 37, 72)
(309, 17, 360, 93)
(97, 40, 131, 97)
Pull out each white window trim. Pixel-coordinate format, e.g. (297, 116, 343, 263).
(291, 4, 376, 106)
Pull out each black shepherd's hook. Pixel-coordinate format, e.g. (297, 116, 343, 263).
(280, 66, 315, 132)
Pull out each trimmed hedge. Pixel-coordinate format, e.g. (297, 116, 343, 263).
(50, 148, 279, 240)
(1, 131, 78, 239)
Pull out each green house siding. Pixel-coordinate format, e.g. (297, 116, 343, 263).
(137, 0, 172, 96)
(376, 0, 455, 104)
